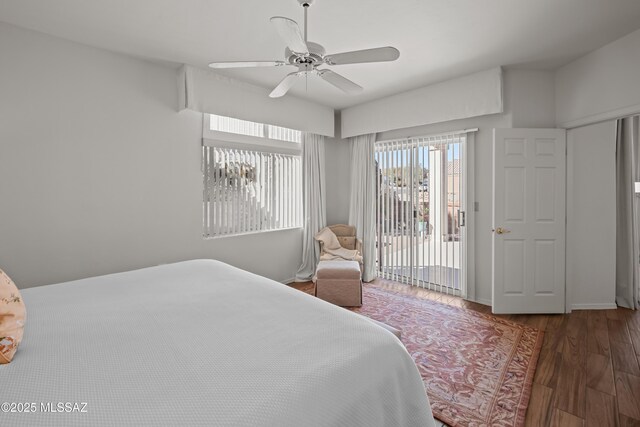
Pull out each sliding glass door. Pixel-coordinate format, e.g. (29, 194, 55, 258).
(375, 133, 468, 296)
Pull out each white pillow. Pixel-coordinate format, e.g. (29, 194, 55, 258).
(314, 227, 341, 250)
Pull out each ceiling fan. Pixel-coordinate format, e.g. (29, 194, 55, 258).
(208, 0, 400, 98)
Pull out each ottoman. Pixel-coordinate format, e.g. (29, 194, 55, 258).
(315, 260, 362, 307)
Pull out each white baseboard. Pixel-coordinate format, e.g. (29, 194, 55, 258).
(466, 297, 492, 307)
(461, 301, 616, 312)
(571, 303, 617, 310)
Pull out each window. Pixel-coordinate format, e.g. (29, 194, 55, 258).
(203, 114, 302, 238)
(209, 114, 301, 143)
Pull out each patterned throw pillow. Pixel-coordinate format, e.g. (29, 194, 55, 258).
(0, 269, 26, 364)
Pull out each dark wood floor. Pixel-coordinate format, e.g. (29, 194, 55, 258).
(290, 279, 640, 427)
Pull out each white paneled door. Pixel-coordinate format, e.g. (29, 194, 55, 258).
(492, 129, 566, 314)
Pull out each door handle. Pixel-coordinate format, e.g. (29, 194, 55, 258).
(493, 227, 511, 235)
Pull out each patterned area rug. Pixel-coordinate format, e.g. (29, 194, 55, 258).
(297, 282, 543, 427)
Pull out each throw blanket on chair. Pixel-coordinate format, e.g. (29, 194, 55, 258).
(315, 227, 363, 263)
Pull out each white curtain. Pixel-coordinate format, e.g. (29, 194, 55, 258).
(616, 116, 639, 309)
(296, 132, 327, 281)
(348, 134, 377, 282)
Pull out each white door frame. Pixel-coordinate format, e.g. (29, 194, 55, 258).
(462, 132, 476, 302)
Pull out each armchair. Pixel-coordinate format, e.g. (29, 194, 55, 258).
(314, 224, 364, 307)
(318, 224, 363, 269)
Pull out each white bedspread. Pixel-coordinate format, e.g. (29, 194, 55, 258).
(0, 260, 434, 426)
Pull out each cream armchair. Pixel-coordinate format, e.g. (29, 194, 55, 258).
(324, 224, 362, 254)
(314, 224, 364, 307)
(317, 224, 364, 271)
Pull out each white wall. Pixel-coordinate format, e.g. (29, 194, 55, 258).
(0, 23, 302, 288)
(505, 69, 556, 128)
(324, 114, 352, 225)
(566, 121, 617, 310)
(556, 28, 640, 128)
(341, 68, 503, 138)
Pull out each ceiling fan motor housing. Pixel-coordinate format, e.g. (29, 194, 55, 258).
(285, 41, 326, 69)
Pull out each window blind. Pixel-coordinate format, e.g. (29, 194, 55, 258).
(203, 146, 302, 238)
(375, 133, 466, 296)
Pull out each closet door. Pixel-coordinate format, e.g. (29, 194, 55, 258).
(566, 121, 617, 311)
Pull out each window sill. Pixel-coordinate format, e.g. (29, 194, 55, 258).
(203, 226, 302, 240)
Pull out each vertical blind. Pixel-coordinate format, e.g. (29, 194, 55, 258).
(375, 133, 466, 296)
(203, 146, 302, 238)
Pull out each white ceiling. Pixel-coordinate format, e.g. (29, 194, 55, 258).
(2, 0, 640, 110)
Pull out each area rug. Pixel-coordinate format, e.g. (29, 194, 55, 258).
(298, 282, 544, 427)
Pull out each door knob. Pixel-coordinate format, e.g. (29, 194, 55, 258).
(494, 227, 511, 235)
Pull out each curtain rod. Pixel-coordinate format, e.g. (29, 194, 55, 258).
(375, 128, 478, 144)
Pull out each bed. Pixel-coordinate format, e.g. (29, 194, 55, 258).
(1, 260, 434, 426)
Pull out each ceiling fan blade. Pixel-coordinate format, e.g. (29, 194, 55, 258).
(325, 47, 400, 65)
(208, 61, 287, 69)
(269, 72, 302, 98)
(317, 69, 363, 94)
(270, 16, 309, 55)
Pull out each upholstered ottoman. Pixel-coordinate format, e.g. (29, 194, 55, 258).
(315, 260, 362, 307)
